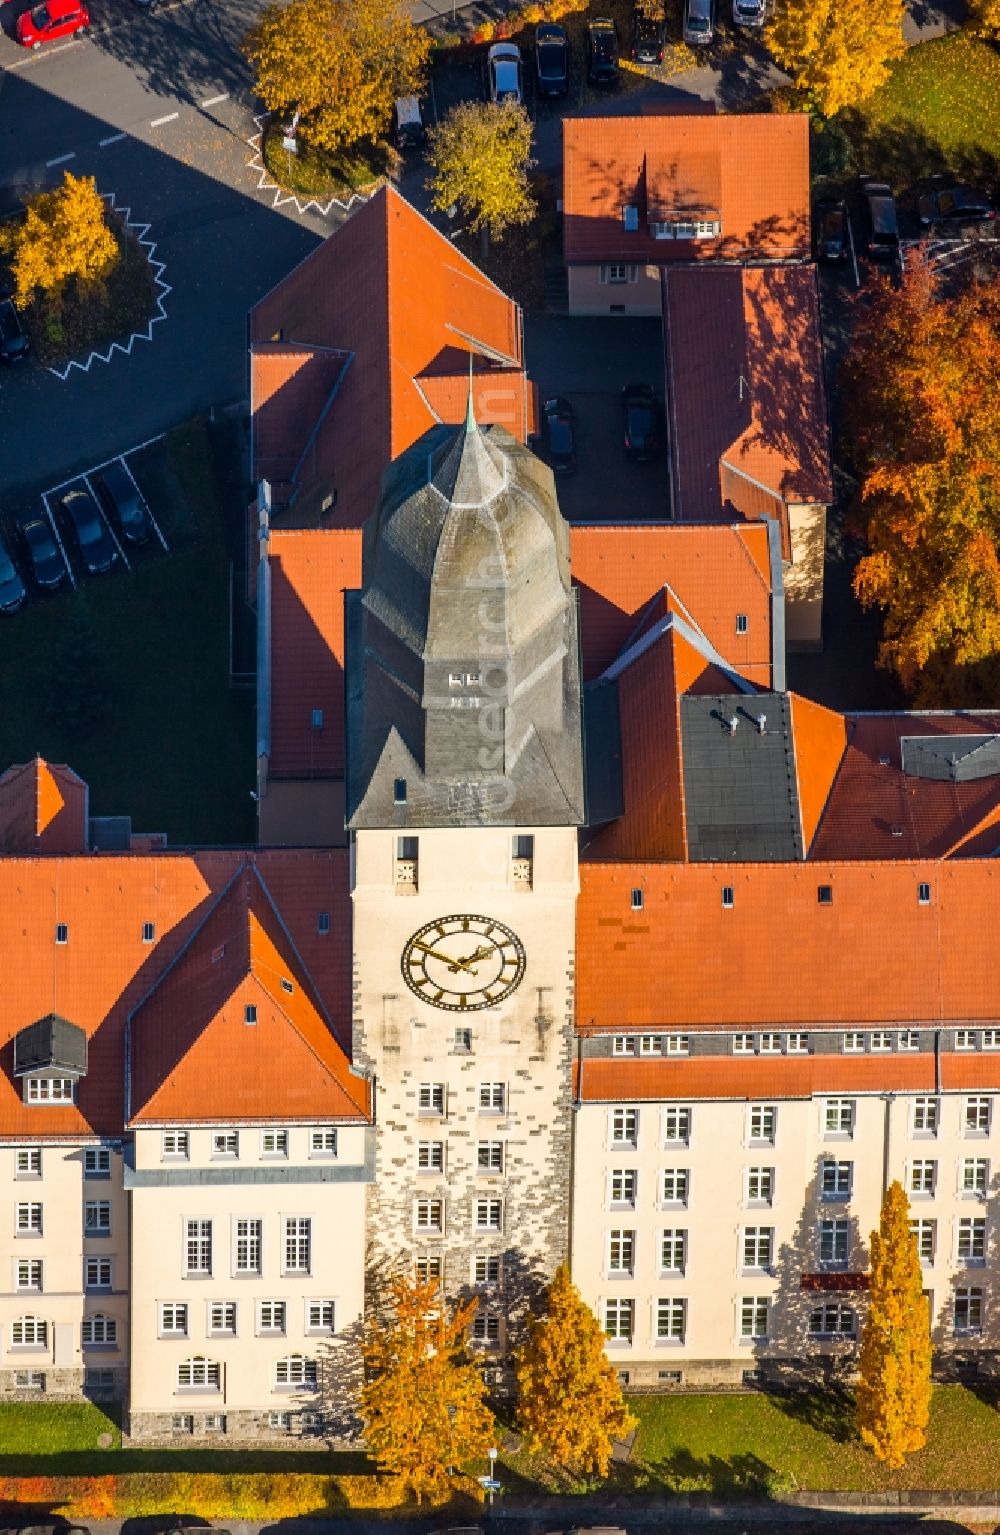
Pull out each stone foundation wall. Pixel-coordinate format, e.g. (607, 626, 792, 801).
(126, 1407, 353, 1444)
(0, 1365, 126, 1402)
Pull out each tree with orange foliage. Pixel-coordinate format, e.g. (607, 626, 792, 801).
(515, 1264, 637, 1479)
(360, 1273, 495, 1503)
(844, 252, 1000, 702)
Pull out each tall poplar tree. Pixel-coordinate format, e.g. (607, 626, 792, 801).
(515, 1265, 637, 1478)
(856, 1180, 932, 1468)
(767, 0, 905, 116)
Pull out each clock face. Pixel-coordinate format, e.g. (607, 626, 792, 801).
(402, 914, 526, 1011)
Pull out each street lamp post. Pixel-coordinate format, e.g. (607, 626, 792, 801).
(487, 1446, 498, 1512)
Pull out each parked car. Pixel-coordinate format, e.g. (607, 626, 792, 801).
(534, 23, 569, 97)
(61, 487, 117, 575)
(487, 42, 523, 105)
(93, 461, 152, 545)
(16, 0, 91, 48)
(0, 297, 29, 363)
(917, 184, 996, 228)
(862, 181, 900, 262)
(19, 514, 66, 590)
(622, 383, 662, 461)
(682, 0, 715, 44)
(542, 397, 576, 474)
(631, 6, 665, 62)
(587, 18, 620, 86)
(2, 1526, 92, 1535)
(732, 0, 765, 25)
(393, 96, 427, 150)
(815, 196, 849, 263)
(0, 535, 26, 614)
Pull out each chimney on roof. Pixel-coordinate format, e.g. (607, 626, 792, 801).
(756, 713, 767, 735)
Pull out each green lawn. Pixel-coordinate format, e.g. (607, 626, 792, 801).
(838, 32, 1000, 187)
(0, 418, 255, 847)
(0, 1400, 122, 1455)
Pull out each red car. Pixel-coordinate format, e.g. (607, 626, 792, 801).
(17, 0, 91, 47)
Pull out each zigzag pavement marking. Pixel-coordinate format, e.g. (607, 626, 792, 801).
(245, 115, 378, 219)
(47, 190, 171, 381)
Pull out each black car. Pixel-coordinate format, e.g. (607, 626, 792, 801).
(61, 487, 117, 575)
(862, 181, 900, 262)
(0, 297, 29, 363)
(20, 514, 66, 590)
(917, 184, 996, 228)
(815, 196, 849, 263)
(587, 18, 619, 86)
(622, 383, 662, 461)
(93, 460, 152, 544)
(535, 23, 569, 97)
(542, 396, 576, 473)
(631, 6, 665, 62)
(0, 534, 26, 613)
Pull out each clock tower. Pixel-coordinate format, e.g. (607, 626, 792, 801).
(347, 406, 584, 1352)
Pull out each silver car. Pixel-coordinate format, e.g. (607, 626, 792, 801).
(683, 0, 714, 42)
(732, 0, 765, 26)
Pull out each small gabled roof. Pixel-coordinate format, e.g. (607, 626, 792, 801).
(128, 862, 368, 1124)
(0, 757, 88, 854)
(13, 1013, 87, 1077)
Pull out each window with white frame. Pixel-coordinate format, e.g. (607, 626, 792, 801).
(746, 1167, 774, 1206)
(178, 1357, 221, 1390)
(415, 1255, 443, 1283)
(740, 1296, 769, 1339)
(15, 1260, 42, 1291)
(909, 1219, 935, 1263)
(275, 1354, 318, 1388)
(613, 1036, 637, 1056)
(172, 1413, 194, 1434)
(261, 1130, 289, 1158)
(787, 1032, 809, 1054)
(610, 1169, 637, 1207)
(820, 1218, 849, 1266)
(824, 1099, 855, 1136)
(965, 1096, 991, 1135)
(159, 1302, 188, 1336)
(662, 1168, 689, 1205)
(912, 1097, 939, 1135)
(954, 1287, 983, 1333)
(983, 1030, 1000, 1050)
(306, 1300, 335, 1334)
(748, 1105, 776, 1144)
(955, 1029, 977, 1051)
(418, 1141, 445, 1172)
(474, 1254, 501, 1284)
(258, 1301, 286, 1334)
(870, 1031, 892, 1052)
(656, 1297, 686, 1341)
(842, 1031, 865, 1053)
(604, 1298, 634, 1341)
(733, 1033, 755, 1054)
(663, 1035, 688, 1056)
(821, 1160, 852, 1199)
(660, 1229, 686, 1273)
(85, 1258, 112, 1290)
(11, 1315, 47, 1347)
(15, 1370, 46, 1391)
(742, 1228, 773, 1271)
(268, 1411, 292, 1431)
(16, 1202, 42, 1234)
(15, 1148, 41, 1177)
(897, 1030, 920, 1051)
(84, 1147, 111, 1178)
(608, 1229, 635, 1275)
(918, 881, 931, 905)
(310, 1127, 338, 1157)
(759, 1033, 782, 1054)
(640, 1035, 663, 1055)
(612, 1107, 639, 1145)
(663, 1106, 691, 1143)
(208, 1302, 237, 1336)
(212, 1131, 238, 1158)
(476, 1197, 503, 1232)
(910, 1159, 936, 1196)
(84, 1200, 110, 1235)
(185, 1220, 212, 1276)
(809, 1303, 855, 1336)
(957, 1216, 986, 1262)
(477, 1141, 504, 1173)
(283, 1217, 311, 1273)
(204, 1414, 227, 1435)
(163, 1131, 189, 1159)
(600, 263, 638, 284)
(26, 1077, 73, 1102)
(415, 1199, 443, 1234)
(962, 1158, 988, 1196)
(418, 1083, 445, 1115)
(81, 1313, 117, 1346)
(478, 1083, 506, 1114)
(235, 1218, 262, 1274)
(472, 1309, 501, 1344)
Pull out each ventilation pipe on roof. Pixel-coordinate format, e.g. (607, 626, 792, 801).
(728, 714, 739, 735)
(756, 713, 767, 735)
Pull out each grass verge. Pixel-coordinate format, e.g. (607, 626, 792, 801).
(261, 125, 396, 198)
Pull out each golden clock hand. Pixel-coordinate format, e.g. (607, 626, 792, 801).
(457, 944, 494, 968)
(412, 939, 479, 975)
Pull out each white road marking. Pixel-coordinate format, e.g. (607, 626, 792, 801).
(3, 37, 81, 69)
(99, 131, 128, 147)
(39, 491, 77, 591)
(200, 93, 228, 107)
(149, 112, 179, 128)
(83, 472, 130, 571)
(119, 453, 169, 552)
(44, 433, 166, 497)
(46, 151, 76, 166)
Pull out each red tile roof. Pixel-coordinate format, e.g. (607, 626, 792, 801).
(0, 847, 359, 1139)
(129, 863, 367, 1124)
(662, 264, 832, 532)
(267, 529, 362, 780)
(563, 113, 810, 265)
(575, 1054, 937, 1101)
(809, 713, 1000, 861)
(570, 523, 774, 685)
(250, 186, 529, 527)
(576, 859, 1000, 1029)
(789, 692, 847, 850)
(0, 758, 88, 854)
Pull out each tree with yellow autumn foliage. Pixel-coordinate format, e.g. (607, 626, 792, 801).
(856, 1181, 932, 1469)
(243, 0, 429, 155)
(515, 1265, 637, 1479)
(767, 0, 905, 116)
(966, 0, 1000, 32)
(0, 172, 118, 310)
(426, 100, 535, 241)
(360, 1273, 495, 1503)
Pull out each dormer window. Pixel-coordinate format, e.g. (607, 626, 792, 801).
(649, 217, 721, 241)
(14, 1013, 87, 1103)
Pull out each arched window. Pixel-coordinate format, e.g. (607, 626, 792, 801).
(808, 1303, 855, 1338)
(177, 1356, 220, 1389)
(11, 1315, 47, 1348)
(275, 1354, 318, 1387)
(82, 1314, 117, 1346)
